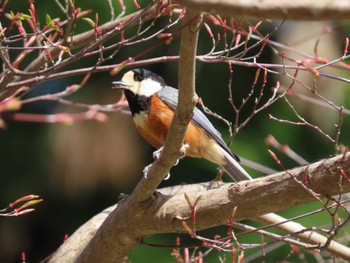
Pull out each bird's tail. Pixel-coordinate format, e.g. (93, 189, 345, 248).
(221, 150, 252, 182)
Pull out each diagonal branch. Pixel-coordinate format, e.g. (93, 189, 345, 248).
(46, 8, 203, 263)
(129, 8, 202, 204)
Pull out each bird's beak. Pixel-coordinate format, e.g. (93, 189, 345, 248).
(112, 81, 130, 90)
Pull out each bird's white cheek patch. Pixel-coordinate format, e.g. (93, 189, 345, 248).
(133, 112, 148, 128)
(135, 78, 163, 97)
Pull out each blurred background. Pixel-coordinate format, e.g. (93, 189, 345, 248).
(1, 1, 350, 262)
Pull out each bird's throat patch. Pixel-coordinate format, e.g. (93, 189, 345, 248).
(124, 90, 151, 116)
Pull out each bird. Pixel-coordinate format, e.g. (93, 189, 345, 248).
(112, 68, 252, 182)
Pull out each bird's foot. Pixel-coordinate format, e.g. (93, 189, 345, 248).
(143, 147, 171, 180)
(152, 146, 164, 160)
(163, 172, 171, 180)
(143, 164, 150, 178)
(143, 164, 171, 180)
(143, 144, 189, 180)
(179, 144, 190, 160)
(143, 164, 152, 179)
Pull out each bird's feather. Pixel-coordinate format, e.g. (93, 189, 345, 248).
(157, 87, 235, 157)
(157, 87, 251, 181)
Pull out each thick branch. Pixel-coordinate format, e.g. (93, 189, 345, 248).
(177, 0, 350, 20)
(48, 153, 350, 262)
(151, 153, 350, 233)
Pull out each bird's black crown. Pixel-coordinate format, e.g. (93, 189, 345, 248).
(132, 68, 167, 87)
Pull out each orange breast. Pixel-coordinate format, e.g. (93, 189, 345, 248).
(133, 95, 173, 149)
(133, 95, 225, 165)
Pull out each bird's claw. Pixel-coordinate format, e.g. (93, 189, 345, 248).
(143, 164, 171, 180)
(163, 172, 171, 180)
(152, 146, 164, 160)
(143, 147, 171, 179)
(143, 164, 152, 179)
(143, 144, 190, 180)
(180, 144, 190, 159)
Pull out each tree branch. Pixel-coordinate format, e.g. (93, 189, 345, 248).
(22, 3, 166, 74)
(177, 0, 350, 20)
(46, 8, 203, 263)
(48, 153, 350, 262)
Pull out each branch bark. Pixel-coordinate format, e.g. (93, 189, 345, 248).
(48, 153, 350, 262)
(177, 0, 350, 20)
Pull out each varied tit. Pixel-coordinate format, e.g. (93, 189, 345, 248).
(112, 68, 251, 182)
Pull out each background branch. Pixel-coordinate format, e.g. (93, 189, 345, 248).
(22, 3, 165, 74)
(177, 0, 350, 20)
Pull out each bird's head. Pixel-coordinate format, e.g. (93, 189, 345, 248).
(113, 68, 166, 97)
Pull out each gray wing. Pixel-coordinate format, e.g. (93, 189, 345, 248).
(157, 87, 240, 161)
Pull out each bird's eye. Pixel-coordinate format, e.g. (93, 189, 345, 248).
(134, 74, 144, 82)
